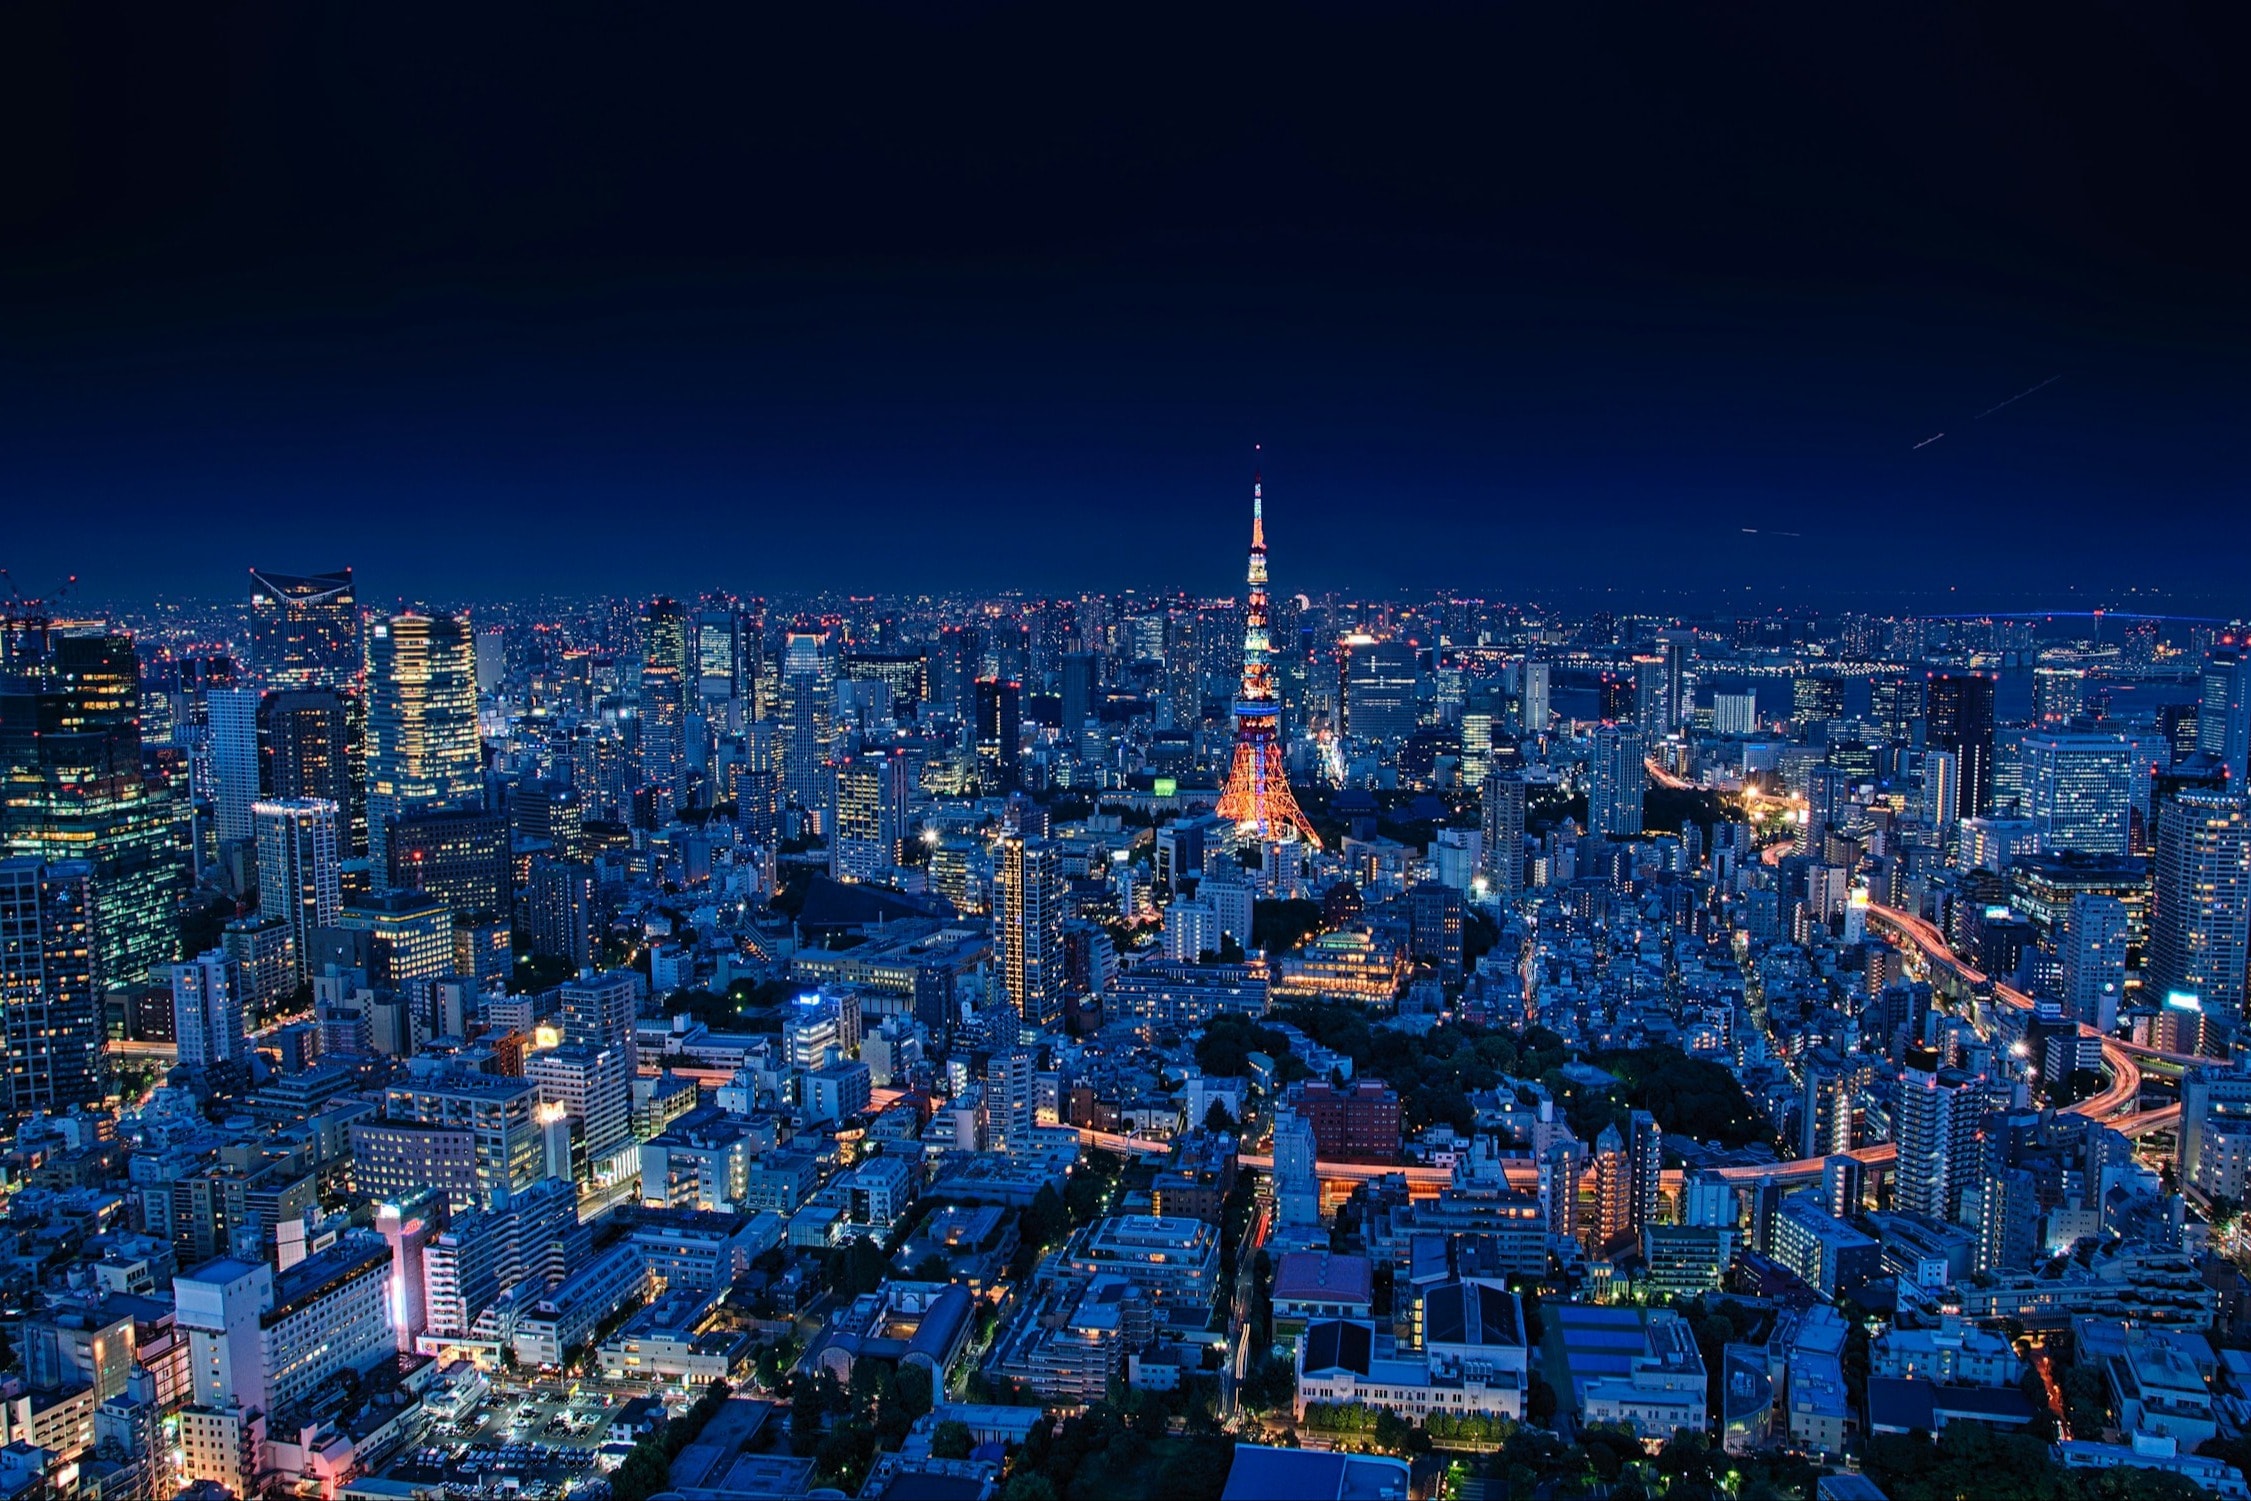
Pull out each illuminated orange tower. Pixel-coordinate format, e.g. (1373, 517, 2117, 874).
(1215, 473, 1321, 846)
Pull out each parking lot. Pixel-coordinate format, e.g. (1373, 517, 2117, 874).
(383, 1386, 632, 1496)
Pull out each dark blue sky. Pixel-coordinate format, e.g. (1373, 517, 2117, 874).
(4, 4, 2246, 606)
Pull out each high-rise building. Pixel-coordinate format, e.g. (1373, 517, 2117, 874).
(1520, 660, 1551, 734)
(1626, 1109, 1663, 1241)
(261, 688, 355, 819)
(385, 807, 510, 920)
(995, 836, 1063, 1031)
(475, 624, 506, 699)
(2148, 788, 2251, 1014)
(2020, 732, 2139, 856)
(2059, 891, 2130, 1031)
(525, 1044, 634, 1186)
(985, 1045, 1038, 1151)
(206, 686, 265, 849)
(1060, 652, 1099, 737)
(639, 597, 688, 805)
(1894, 1064, 1980, 1224)
(2199, 648, 2251, 783)
(1590, 1124, 1632, 1251)
(0, 858, 101, 1123)
(1712, 692, 1758, 738)
(831, 748, 912, 882)
(1869, 673, 1925, 743)
(1345, 639, 1420, 743)
(171, 949, 247, 1069)
(1215, 478, 1321, 845)
(365, 613, 483, 869)
(1479, 771, 1526, 902)
(1587, 724, 1648, 837)
(337, 888, 453, 988)
(2031, 665, 2086, 727)
(0, 632, 184, 988)
(254, 798, 341, 987)
(974, 676, 1023, 794)
(1273, 1111, 1319, 1227)
(561, 969, 640, 1070)
(527, 856, 600, 968)
(778, 623, 837, 820)
(247, 567, 359, 688)
(1926, 672, 1997, 822)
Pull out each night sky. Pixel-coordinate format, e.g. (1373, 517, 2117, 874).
(4, 4, 2246, 606)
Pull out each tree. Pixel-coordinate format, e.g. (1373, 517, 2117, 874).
(930, 1420, 975, 1460)
(1000, 1472, 1060, 1501)
(910, 1253, 953, 1283)
(1526, 1375, 1558, 1427)
(895, 1362, 935, 1422)
(1022, 1183, 1070, 1249)
(833, 1236, 887, 1297)
(1203, 1099, 1237, 1132)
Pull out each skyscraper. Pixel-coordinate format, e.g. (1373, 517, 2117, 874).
(2020, 731, 2138, 856)
(778, 623, 836, 821)
(0, 632, 185, 988)
(247, 567, 359, 688)
(206, 686, 265, 850)
(1587, 724, 1647, 837)
(561, 969, 639, 1071)
(830, 748, 912, 882)
(171, 949, 247, 1070)
(995, 835, 1063, 1031)
(1894, 1063, 1979, 1224)
(1273, 1111, 1320, 1227)
(365, 613, 483, 869)
(1344, 639, 1420, 743)
(1216, 476, 1321, 845)
(1926, 672, 1997, 822)
(639, 597, 688, 805)
(2031, 665, 2086, 726)
(2059, 892, 2130, 1031)
(2148, 787, 2251, 1013)
(1626, 1109, 1663, 1242)
(1479, 770, 1526, 902)
(2199, 647, 2251, 782)
(254, 798, 341, 987)
(973, 676, 1023, 794)
(0, 858, 101, 1123)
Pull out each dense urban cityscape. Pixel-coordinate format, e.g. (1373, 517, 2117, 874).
(9, 4, 2250, 1499)
(0, 479, 2247, 1501)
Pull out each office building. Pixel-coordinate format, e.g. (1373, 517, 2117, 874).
(260, 689, 356, 849)
(2059, 893, 2130, 1031)
(247, 567, 360, 688)
(562, 969, 640, 1068)
(1588, 724, 1648, 837)
(171, 949, 247, 1070)
(1274, 1111, 1320, 1227)
(974, 676, 1023, 793)
(2021, 732, 2141, 856)
(362, 1070, 545, 1208)
(365, 613, 483, 868)
(0, 632, 186, 988)
(527, 856, 600, 968)
(207, 686, 265, 850)
(1927, 672, 1997, 821)
(1713, 691, 1758, 738)
(1344, 640, 1419, 742)
(1772, 1201, 1882, 1296)
(2200, 648, 2251, 782)
(2149, 788, 2251, 1016)
(831, 748, 913, 881)
(385, 806, 510, 919)
(777, 624, 836, 819)
(0, 858, 102, 1123)
(640, 597, 688, 804)
(526, 1044, 635, 1185)
(1292, 1079, 1401, 1164)
(337, 887, 453, 987)
(2032, 665, 2086, 726)
(994, 836, 1063, 1030)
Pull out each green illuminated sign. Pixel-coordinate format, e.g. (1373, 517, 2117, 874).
(1152, 778, 1178, 798)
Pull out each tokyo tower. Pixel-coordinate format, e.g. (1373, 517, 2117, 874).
(1215, 473, 1321, 847)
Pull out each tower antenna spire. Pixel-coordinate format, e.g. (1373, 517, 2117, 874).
(1216, 455, 1319, 848)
